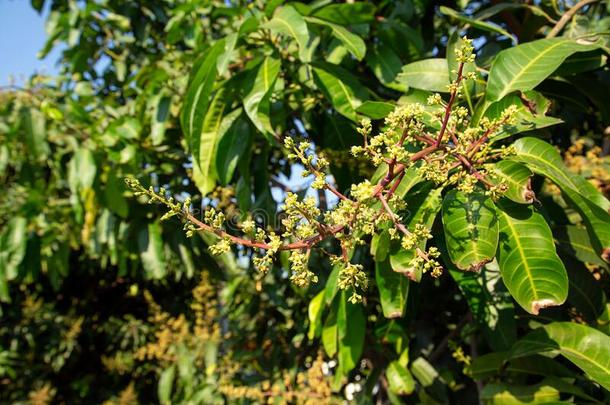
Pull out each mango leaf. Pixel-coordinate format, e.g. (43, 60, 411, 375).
(308, 291, 325, 340)
(471, 352, 574, 380)
(565, 257, 607, 324)
(390, 185, 442, 281)
(440, 6, 517, 45)
(311, 2, 376, 25)
(480, 383, 559, 405)
(443, 230, 517, 352)
(243, 57, 281, 139)
(68, 147, 97, 193)
(396, 59, 450, 92)
(337, 291, 365, 376)
(150, 93, 171, 146)
(356, 101, 395, 119)
(508, 322, 610, 391)
(442, 190, 499, 272)
(158, 365, 175, 405)
(21, 107, 49, 162)
(474, 3, 556, 23)
(216, 32, 237, 75)
(511, 137, 610, 261)
(410, 357, 448, 403)
(366, 45, 407, 92)
(181, 39, 225, 168)
(139, 222, 166, 280)
(386, 361, 415, 395)
(485, 38, 601, 104)
(0, 217, 28, 282)
(371, 229, 390, 262)
(376, 258, 409, 319)
(487, 161, 534, 204)
(483, 92, 563, 142)
(191, 88, 228, 195)
(305, 17, 366, 60)
(496, 200, 568, 315)
(555, 225, 608, 269)
(104, 169, 128, 218)
(322, 295, 339, 357)
(312, 62, 368, 122)
(263, 6, 310, 62)
(215, 110, 253, 185)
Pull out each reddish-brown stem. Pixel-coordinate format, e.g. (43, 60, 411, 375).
(325, 182, 350, 201)
(435, 62, 464, 146)
(455, 154, 494, 188)
(413, 134, 436, 146)
(386, 170, 406, 199)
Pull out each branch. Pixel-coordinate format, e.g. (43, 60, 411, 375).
(547, 0, 598, 38)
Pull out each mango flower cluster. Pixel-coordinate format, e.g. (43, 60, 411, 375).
(126, 37, 519, 304)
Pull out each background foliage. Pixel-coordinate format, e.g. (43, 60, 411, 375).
(1, 0, 610, 403)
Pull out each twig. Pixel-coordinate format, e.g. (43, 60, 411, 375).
(547, 0, 598, 38)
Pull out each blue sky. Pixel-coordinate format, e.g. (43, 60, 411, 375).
(0, 1, 60, 85)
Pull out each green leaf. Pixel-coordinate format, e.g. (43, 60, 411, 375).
(471, 353, 574, 380)
(150, 93, 171, 146)
(480, 383, 559, 405)
(68, 148, 97, 193)
(565, 257, 607, 324)
(508, 322, 610, 391)
(376, 258, 409, 319)
(410, 357, 448, 403)
(396, 59, 450, 93)
(440, 6, 517, 45)
(191, 88, 228, 195)
(371, 229, 390, 262)
(444, 241, 517, 351)
(305, 17, 366, 61)
(337, 291, 365, 376)
(158, 365, 175, 405)
(366, 45, 407, 91)
(139, 222, 166, 280)
(181, 40, 226, 168)
(215, 110, 252, 185)
(485, 38, 601, 104)
(496, 200, 568, 315)
(308, 290, 325, 340)
(487, 161, 534, 204)
(0, 217, 28, 282)
(442, 190, 499, 272)
(483, 92, 563, 142)
(386, 361, 415, 395)
(311, 3, 376, 25)
(21, 107, 48, 162)
(243, 57, 281, 139)
(555, 225, 608, 269)
(104, 169, 128, 218)
(511, 137, 610, 262)
(312, 62, 368, 122)
(390, 185, 442, 281)
(322, 295, 339, 357)
(355, 101, 395, 119)
(216, 32, 237, 75)
(263, 6, 311, 62)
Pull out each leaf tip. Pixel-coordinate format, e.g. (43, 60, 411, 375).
(602, 247, 610, 263)
(530, 299, 558, 315)
(462, 259, 491, 272)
